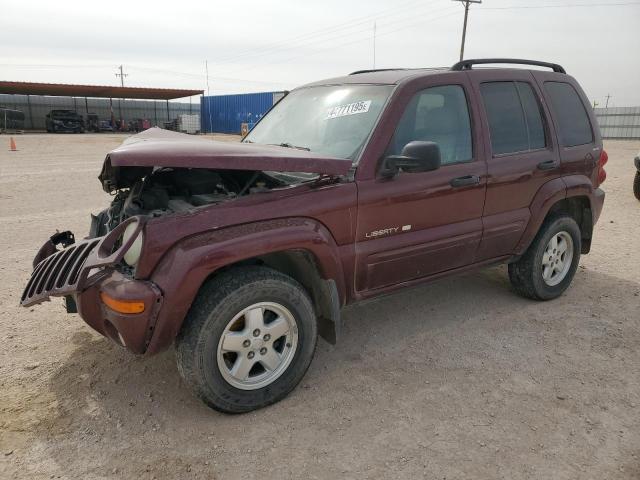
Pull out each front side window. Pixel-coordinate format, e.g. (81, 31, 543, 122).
(387, 85, 473, 165)
(244, 84, 392, 161)
(480, 81, 547, 156)
(544, 81, 593, 147)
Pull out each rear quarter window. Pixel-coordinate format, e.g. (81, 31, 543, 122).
(544, 81, 594, 147)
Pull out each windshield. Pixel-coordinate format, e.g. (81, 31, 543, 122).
(244, 84, 392, 161)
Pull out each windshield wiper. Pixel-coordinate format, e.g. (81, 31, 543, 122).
(272, 142, 311, 151)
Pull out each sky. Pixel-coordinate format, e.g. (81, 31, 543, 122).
(1, 0, 639, 106)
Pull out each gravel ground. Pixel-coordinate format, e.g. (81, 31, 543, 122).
(0, 133, 639, 480)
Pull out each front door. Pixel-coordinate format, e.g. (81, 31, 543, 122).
(355, 80, 487, 294)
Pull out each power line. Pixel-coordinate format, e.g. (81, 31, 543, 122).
(203, 0, 431, 67)
(221, 8, 462, 76)
(1, 6, 460, 90)
(2, 4, 460, 86)
(482, 1, 640, 9)
(218, 6, 461, 76)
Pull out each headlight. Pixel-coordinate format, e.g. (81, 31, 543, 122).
(122, 221, 143, 266)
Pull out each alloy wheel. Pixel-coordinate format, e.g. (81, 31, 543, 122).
(216, 302, 298, 390)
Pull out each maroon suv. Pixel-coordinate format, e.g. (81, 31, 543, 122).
(21, 59, 606, 413)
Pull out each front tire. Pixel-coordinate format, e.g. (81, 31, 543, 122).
(634, 171, 640, 200)
(176, 266, 317, 413)
(508, 215, 581, 300)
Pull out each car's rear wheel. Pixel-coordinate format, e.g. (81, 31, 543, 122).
(634, 171, 640, 200)
(508, 215, 581, 300)
(176, 266, 317, 413)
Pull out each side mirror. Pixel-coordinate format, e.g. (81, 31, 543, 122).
(381, 141, 441, 178)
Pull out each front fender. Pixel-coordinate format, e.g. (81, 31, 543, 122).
(145, 217, 345, 354)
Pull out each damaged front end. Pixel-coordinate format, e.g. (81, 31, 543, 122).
(21, 128, 351, 353)
(20, 217, 161, 353)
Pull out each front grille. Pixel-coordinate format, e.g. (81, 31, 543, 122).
(21, 238, 101, 307)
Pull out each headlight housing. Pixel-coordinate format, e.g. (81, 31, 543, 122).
(122, 221, 143, 266)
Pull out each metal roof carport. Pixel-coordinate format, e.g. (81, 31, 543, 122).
(0, 81, 202, 100)
(0, 81, 204, 130)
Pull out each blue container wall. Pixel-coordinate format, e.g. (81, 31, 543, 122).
(201, 92, 278, 134)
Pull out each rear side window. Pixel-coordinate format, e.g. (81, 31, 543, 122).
(544, 81, 593, 147)
(388, 85, 472, 165)
(480, 81, 547, 155)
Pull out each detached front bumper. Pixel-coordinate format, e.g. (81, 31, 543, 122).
(20, 217, 162, 354)
(75, 270, 162, 353)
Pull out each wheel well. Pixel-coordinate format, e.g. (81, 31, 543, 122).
(546, 196, 593, 253)
(208, 250, 341, 344)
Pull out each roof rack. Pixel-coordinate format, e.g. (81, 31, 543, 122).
(451, 58, 566, 74)
(349, 68, 409, 75)
(349, 67, 450, 75)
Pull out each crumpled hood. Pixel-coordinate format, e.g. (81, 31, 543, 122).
(105, 127, 351, 176)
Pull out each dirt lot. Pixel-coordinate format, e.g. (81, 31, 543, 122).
(0, 133, 639, 480)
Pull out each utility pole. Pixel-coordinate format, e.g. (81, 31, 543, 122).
(115, 65, 128, 87)
(115, 65, 128, 128)
(373, 21, 377, 69)
(205, 60, 213, 134)
(452, 0, 482, 61)
(605, 94, 611, 108)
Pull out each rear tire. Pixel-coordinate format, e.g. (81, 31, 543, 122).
(634, 171, 640, 200)
(176, 266, 317, 413)
(508, 215, 581, 300)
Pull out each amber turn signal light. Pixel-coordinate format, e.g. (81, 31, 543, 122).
(100, 292, 145, 314)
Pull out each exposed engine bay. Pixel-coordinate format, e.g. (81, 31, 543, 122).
(90, 166, 283, 237)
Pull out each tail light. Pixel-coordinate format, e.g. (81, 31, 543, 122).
(597, 149, 608, 185)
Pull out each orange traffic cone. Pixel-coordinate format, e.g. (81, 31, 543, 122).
(9, 137, 17, 151)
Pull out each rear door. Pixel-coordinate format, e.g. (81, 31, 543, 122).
(354, 74, 487, 294)
(468, 70, 561, 260)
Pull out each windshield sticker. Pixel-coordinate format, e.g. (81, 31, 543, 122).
(326, 100, 372, 119)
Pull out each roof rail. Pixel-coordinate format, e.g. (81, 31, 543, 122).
(349, 67, 451, 76)
(451, 58, 566, 74)
(349, 68, 408, 75)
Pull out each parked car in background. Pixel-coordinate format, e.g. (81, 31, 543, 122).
(21, 59, 607, 413)
(634, 152, 640, 200)
(98, 120, 115, 132)
(45, 110, 85, 133)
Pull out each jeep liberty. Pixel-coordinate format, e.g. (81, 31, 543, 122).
(21, 59, 607, 413)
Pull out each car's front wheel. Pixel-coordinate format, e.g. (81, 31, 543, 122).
(634, 171, 640, 200)
(176, 266, 317, 413)
(508, 215, 581, 300)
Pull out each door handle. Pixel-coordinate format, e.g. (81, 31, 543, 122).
(537, 160, 557, 170)
(450, 175, 480, 187)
